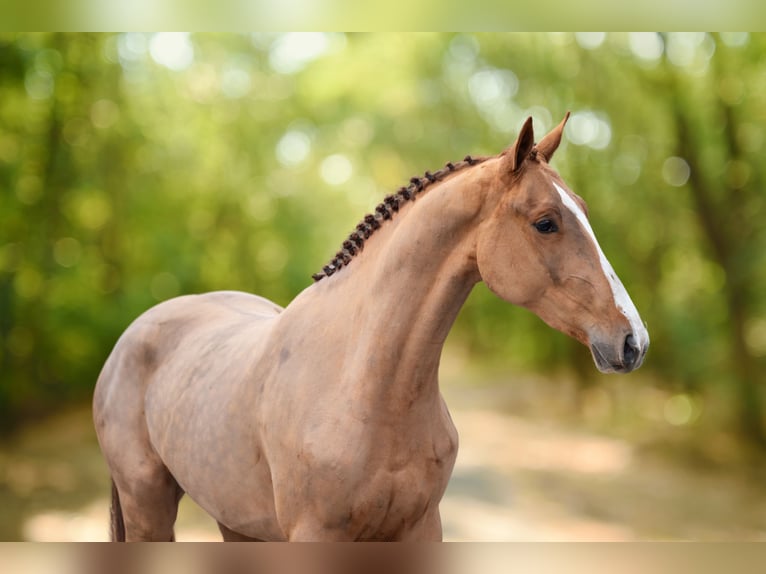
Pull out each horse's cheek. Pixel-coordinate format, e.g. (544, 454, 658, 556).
(477, 225, 527, 305)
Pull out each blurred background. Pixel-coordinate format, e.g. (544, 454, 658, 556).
(0, 32, 765, 541)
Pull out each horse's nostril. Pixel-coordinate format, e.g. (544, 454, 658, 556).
(623, 333, 638, 367)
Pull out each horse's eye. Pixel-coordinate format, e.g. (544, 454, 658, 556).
(534, 219, 558, 234)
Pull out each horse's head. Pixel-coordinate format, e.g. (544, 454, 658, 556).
(476, 113, 649, 373)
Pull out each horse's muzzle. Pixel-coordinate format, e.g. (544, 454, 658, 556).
(590, 332, 648, 374)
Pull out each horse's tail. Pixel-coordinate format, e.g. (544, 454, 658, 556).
(110, 479, 126, 542)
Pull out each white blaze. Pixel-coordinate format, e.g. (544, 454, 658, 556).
(552, 182, 649, 349)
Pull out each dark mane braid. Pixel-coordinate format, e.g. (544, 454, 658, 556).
(312, 155, 487, 282)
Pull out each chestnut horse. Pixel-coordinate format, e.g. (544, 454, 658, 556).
(93, 114, 649, 541)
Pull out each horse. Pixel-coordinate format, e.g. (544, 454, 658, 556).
(93, 113, 649, 541)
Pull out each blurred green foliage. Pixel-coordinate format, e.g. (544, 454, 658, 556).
(0, 33, 764, 443)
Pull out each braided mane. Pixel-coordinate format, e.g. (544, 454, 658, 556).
(312, 155, 489, 282)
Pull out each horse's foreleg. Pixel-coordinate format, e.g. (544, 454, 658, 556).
(287, 510, 443, 541)
(399, 507, 444, 541)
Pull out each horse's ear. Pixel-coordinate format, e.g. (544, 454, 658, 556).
(535, 111, 570, 162)
(505, 116, 535, 173)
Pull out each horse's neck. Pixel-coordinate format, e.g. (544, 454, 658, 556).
(314, 170, 487, 409)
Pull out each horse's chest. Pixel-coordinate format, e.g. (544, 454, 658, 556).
(299, 428, 457, 540)
(267, 392, 459, 540)
(357, 464, 445, 539)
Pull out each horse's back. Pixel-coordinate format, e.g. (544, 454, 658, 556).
(141, 290, 283, 328)
(95, 289, 282, 421)
(95, 290, 281, 388)
(173, 290, 284, 318)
